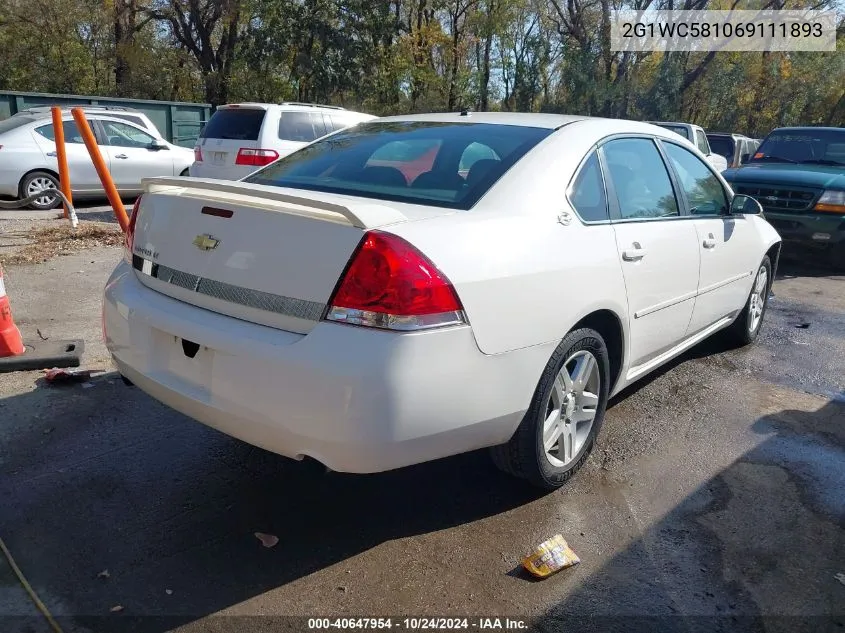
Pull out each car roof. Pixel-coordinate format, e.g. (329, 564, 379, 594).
(372, 112, 592, 129)
(218, 102, 354, 112)
(770, 126, 845, 133)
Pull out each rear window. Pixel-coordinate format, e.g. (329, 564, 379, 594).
(200, 108, 265, 141)
(245, 121, 552, 210)
(657, 124, 691, 140)
(0, 115, 35, 135)
(708, 136, 734, 161)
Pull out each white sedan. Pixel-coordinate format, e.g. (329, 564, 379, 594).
(103, 113, 781, 489)
(0, 111, 193, 209)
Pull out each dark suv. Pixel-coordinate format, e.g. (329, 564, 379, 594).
(721, 127, 845, 266)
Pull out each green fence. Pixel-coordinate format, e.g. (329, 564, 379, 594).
(0, 90, 211, 148)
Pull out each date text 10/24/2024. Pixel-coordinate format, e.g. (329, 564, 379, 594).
(307, 618, 528, 630)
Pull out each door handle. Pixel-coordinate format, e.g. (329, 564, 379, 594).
(115, 153, 128, 159)
(703, 235, 717, 249)
(46, 151, 57, 157)
(622, 243, 647, 261)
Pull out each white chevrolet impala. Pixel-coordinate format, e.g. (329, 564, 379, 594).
(103, 113, 781, 489)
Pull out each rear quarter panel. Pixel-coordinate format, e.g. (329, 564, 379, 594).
(388, 120, 631, 357)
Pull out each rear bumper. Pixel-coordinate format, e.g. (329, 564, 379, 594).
(103, 261, 550, 473)
(765, 212, 845, 246)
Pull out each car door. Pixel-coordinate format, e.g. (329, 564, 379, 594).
(660, 140, 760, 334)
(600, 137, 701, 371)
(32, 119, 109, 192)
(97, 119, 174, 191)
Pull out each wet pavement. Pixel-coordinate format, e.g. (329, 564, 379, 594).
(0, 245, 843, 633)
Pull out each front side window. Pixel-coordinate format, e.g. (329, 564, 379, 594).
(663, 142, 728, 216)
(101, 120, 155, 148)
(602, 138, 679, 220)
(245, 121, 552, 210)
(569, 152, 608, 222)
(34, 120, 84, 143)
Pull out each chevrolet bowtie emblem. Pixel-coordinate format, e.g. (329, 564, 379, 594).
(192, 234, 219, 251)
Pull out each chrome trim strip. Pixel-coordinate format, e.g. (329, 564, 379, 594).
(633, 291, 697, 319)
(697, 270, 752, 297)
(132, 255, 325, 321)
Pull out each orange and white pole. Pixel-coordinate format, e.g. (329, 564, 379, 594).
(70, 107, 129, 232)
(50, 106, 73, 220)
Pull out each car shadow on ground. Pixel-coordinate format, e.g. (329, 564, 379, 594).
(530, 396, 845, 633)
(0, 372, 543, 633)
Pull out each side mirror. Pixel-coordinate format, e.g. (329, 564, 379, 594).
(740, 153, 750, 164)
(730, 194, 763, 215)
(149, 139, 169, 151)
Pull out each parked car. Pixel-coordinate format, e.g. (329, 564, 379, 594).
(104, 113, 781, 490)
(722, 126, 845, 266)
(15, 105, 164, 139)
(0, 111, 193, 209)
(707, 133, 760, 169)
(649, 121, 729, 172)
(189, 102, 376, 181)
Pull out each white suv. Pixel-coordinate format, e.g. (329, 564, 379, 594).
(189, 102, 376, 181)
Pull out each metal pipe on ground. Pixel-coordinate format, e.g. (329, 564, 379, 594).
(50, 106, 73, 220)
(70, 107, 129, 232)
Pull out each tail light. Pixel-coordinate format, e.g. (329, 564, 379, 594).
(125, 195, 142, 254)
(235, 148, 279, 167)
(193, 146, 203, 162)
(325, 231, 465, 331)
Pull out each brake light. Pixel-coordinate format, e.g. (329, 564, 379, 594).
(193, 146, 203, 162)
(325, 231, 465, 331)
(235, 148, 279, 167)
(125, 196, 142, 254)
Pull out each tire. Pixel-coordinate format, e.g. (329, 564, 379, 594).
(724, 255, 772, 347)
(490, 328, 610, 490)
(19, 171, 61, 210)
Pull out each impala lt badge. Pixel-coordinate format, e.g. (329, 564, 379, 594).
(193, 234, 219, 251)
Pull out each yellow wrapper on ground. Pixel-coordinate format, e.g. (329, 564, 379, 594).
(522, 534, 580, 578)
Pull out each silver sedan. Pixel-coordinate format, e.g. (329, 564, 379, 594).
(0, 112, 193, 209)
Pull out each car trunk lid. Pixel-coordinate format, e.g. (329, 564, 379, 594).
(130, 177, 413, 334)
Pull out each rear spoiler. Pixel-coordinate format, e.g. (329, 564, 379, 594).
(141, 177, 408, 229)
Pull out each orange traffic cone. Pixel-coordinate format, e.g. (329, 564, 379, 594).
(0, 264, 25, 357)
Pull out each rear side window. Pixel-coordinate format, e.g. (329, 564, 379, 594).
(0, 116, 36, 134)
(603, 138, 679, 220)
(200, 108, 265, 140)
(569, 152, 608, 222)
(34, 121, 84, 143)
(278, 112, 327, 142)
(245, 121, 552, 210)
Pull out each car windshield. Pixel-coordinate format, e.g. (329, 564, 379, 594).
(708, 136, 734, 162)
(244, 121, 553, 210)
(751, 129, 845, 167)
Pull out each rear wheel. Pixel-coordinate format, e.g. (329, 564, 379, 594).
(20, 171, 60, 210)
(724, 255, 772, 347)
(490, 328, 610, 490)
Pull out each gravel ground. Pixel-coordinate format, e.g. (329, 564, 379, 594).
(0, 210, 843, 633)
